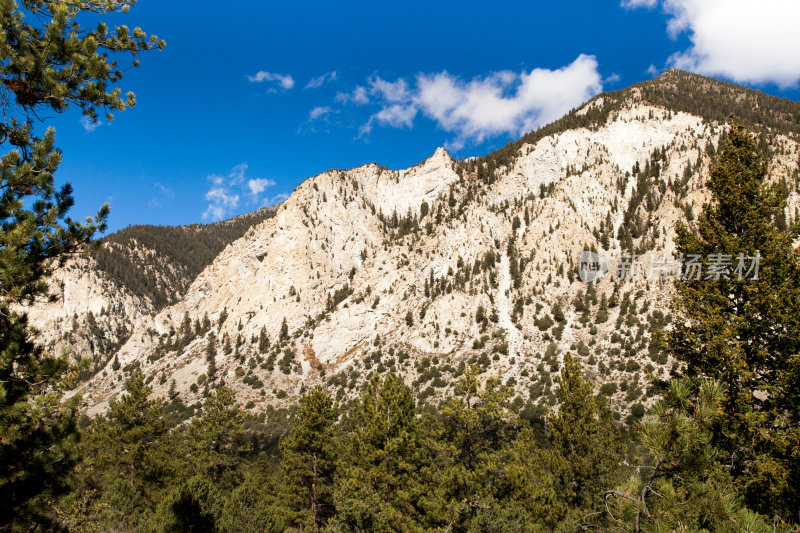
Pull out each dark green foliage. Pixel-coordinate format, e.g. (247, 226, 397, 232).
(551, 302, 565, 323)
(216, 464, 277, 532)
(258, 326, 270, 354)
(58, 357, 794, 531)
(599, 382, 617, 396)
(78, 371, 168, 528)
(278, 348, 296, 375)
(205, 336, 217, 381)
(548, 354, 625, 512)
(186, 387, 251, 484)
(278, 387, 338, 530)
(0, 2, 162, 528)
(151, 476, 220, 533)
(334, 374, 424, 531)
(665, 123, 800, 518)
(475, 304, 486, 324)
(326, 283, 353, 311)
(94, 207, 275, 309)
(588, 380, 771, 532)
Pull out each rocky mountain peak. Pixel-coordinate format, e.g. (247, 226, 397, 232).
(27, 75, 800, 420)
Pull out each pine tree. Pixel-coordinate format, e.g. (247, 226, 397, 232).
(595, 293, 609, 323)
(0, 2, 162, 527)
(547, 353, 625, 512)
(278, 386, 337, 530)
(333, 374, 424, 531)
(151, 476, 220, 533)
(667, 123, 800, 517)
(424, 368, 517, 531)
(186, 387, 251, 484)
(80, 370, 167, 528)
(216, 460, 278, 533)
(508, 239, 521, 289)
(258, 326, 270, 354)
(588, 379, 771, 532)
(205, 335, 217, 381)
(552, 302, 565, 323)
(475, 304, 486, 325)
(279, 317, 289, 340)
(150, 390, 251, 532)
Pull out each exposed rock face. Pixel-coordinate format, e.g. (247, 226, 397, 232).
(28, 72, 800, 417)
(22, 256, 153, 367)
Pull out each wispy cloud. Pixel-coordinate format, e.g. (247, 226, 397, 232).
(335, 85, 369, 105)
(305, 71, 337, 89)
(621, 0, 657, 7)
(309, 106, 333, 121)
(337, 55, 603, 149)
(360, 104, 417, 136)
(247, 71, 295, 89)
(299, 106, 336, 134)
(264, 192, 289, 206)
(148, 183, 174, 208)
(247, 177, 275, 197)
(625, 0, 800, 87)
(80, 116, 103, 133)
(368, 76, 411, 102)
(202, 163, 277, 222)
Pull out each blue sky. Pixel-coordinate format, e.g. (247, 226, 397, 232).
(45, 0, 800, 232)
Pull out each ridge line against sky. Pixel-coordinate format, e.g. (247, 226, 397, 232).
(44, 0, 800, 230)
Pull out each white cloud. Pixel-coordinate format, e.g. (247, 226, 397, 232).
(202, 163, 276, 222)
(621, 0, 657, 8)
(336, 85, 369, 105)
(80, 116, 103, 132)
(308, 106, 333, 121)
(248, 177, 276, 197)
(628, 0, 800, 87)
(247, 71, 295, 89)
(155, 183, 174, 198)
(299, 106, 337, 134)
(305, 71, 337, 89)
(351, 54, 602, 147)
(368, 76, 411, 102)
(360, 104, 417, 136)
(335, 76, 411, 106)
(204, 187, 239, 221)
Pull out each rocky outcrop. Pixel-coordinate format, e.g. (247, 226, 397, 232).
(32, 72, 800, 417)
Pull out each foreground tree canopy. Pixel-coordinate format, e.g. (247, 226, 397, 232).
(0, 1, 162, 529)
(668, 123, 800, 518)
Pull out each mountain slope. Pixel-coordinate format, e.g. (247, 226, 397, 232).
(55, 71, 800, 418)
(23, 207, 277, 381)
(94, 206, 278, 309)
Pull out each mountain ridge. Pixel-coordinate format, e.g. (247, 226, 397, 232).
(26, 71, 800, 421)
